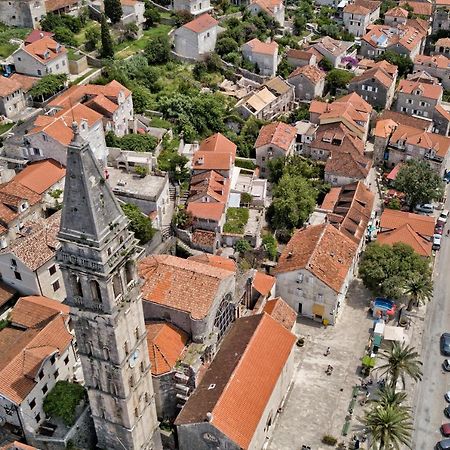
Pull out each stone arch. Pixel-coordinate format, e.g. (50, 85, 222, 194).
(214, 293, 235, 341)
(125, 260, 135, 285)
(71, 274, 82, 297)
(90, 280, 102, 302)
(112, 274, 122, 298)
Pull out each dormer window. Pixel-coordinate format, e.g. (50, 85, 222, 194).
(414, 90, 421, 95)
(20, 201, 29, 212)
(43, 50, 50, 59)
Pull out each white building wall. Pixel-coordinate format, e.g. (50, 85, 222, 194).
(13, 48, 69, 77)
(173, 0, 211, 15)
(242, 47, 277, 77)
(0, 253, 40, 296)
(0, 89, 27, 119)
(174, 26, 217, 60)
(35, 257, 66, 302)
(0, 0, 45, 28)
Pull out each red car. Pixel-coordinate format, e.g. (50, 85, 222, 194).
(442, 423, 450, 437)
(436, 224, 445, 235)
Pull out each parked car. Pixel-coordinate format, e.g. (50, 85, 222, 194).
(442, 333, 450, 356)
(443, 424, 450, 437)
(436, 223, 444, 235)
(437, 438, 450, 450)
(433, 234, 442, 250)
(444, 360, 450, 372)
(446, 391, 450, 402)
(445, 405, 450, 418)
(415, 203, 434, 214)
(439, 210, 450, 224)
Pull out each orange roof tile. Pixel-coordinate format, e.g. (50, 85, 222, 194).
(250, 0, 283, 14)
(0, 297, 71, 404)
(22, 37, 66, 63)
(397, 79, 442, 100)
(377, 223, 431, 256)
(286, 49, 315, 61)
(188, 253, 237, 272)
(192, 151, 234, 171)
(252, 271, 275, 296)
(198, 132, 237, 158)
(243, 38, 278, 55)
(175, 313, 296, 449)
(400, 1, 432, 16)
(14, 159, 65, 195)
(379, 110, 430, 129)
(275, 224, 358, 292)
(9, 73, 39, 92)
(139, 255, 234, 319)
(325, 151, 371, 180)
(380, 208, 435, 239)
(263, 297, 297, 330)
(0, 281, 16, 308)
(385, 6, 409, 17)
(414, 54, 450, 70)
(288, 64, 326, 84)
(436, 38, 450, 48)
(145, 322, 188, 376)
(0, 77, 22, 97)
(349, 65, 394, 89)
(25, 30, 54, 45)
(255, 122, 297, 152)
(45, 0, 78, 11)
(321, 186, 342, 211)
(1, 441, 37, 449)
(187, 201, 225, 222)
(183, 13, 218, 33)
(373, 118, 398, 138)
(344, 3, 370, 15)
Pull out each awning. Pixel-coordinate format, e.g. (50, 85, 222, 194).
(373, 334, 383, 348)
(384, 325, 406, 343)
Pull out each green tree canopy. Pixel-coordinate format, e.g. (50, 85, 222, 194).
(85, 25, 101, 51)
(144, 2, 161, 27)
(108, 132, 157, 152)
(404, 274, 433, 311)
(359, 242, 431, 300)
(100, 14, 115, 58)
(376, 51, 412, 77)
(144, 35, 170, 64)
(268, 155, 322, 184)
(394, 159, 444, 209)
(29, 74, 67, 101)
(216, 36, 239, 57)
(122, 203, 155, 243)
(104, 0, 123, 24)
(326, 68, 354, 95)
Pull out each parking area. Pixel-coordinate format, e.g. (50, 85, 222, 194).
(268, 280, 374, 450)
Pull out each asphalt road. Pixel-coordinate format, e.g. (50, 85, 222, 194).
(413, 196, 450, 449)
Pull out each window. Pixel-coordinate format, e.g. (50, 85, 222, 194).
(113, 274, 122, 298)
(64, 355, 69, 365)
(14, 271, 21, 280)
(35, 413, 41, 423)
(38, 370, 44, 380)
(214, 294, 235, 341)
(124, 341, 129, 356)
(50, 354, 56, 364)
(49, 265, 56, 275)
(29, 399, 36, 410)
(72, 275, 82, 297)
(135, 327, 139, 340)
(42, 384, 48, 394)
(11, 258, 16, 267)
(54, 369, 59, 379)
(134, 407, 139, 417)
(62, 60, 65, 66)
(52, 279, 60, 292)
(37, 69, 41, 75)
(140, 361, 145, 373)
(90, 280, 102, 302)
(406, 98, 413, 104)
(56, 64, 59, 70)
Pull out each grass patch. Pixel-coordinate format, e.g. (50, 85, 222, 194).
(0, 23, 30, 58)
(43, 381, 86, 426)
(67, 48, 83, 61)
(223, 207, 249, 234)
(0, 123, 14, 135)
(115, 24, 171, 58)
(235, 158, 256, 170)
(148, 116, 173, 129)
(73, 20, 99, 47)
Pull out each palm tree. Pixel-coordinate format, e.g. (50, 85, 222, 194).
(404, 275, 433, 311)
(360, 403, 413, 449)
(373, 386, 408, 409)
(377, 342, 423, 390)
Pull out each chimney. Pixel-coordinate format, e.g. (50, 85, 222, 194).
(206, 412, 213, 422)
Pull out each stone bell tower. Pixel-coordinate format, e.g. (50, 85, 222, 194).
(57, 123, 161, 450)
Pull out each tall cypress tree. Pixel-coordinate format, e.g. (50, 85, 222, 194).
(100, 15, 115, 59)
(104, 0, 123, 24)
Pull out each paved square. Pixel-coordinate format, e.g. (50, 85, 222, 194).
(269, 280, 374, 450)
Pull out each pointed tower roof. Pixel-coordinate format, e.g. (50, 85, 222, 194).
(59, 122, 126, 246)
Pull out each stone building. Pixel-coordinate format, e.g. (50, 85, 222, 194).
(173, 0, 212, 16)
(343, 0, 380, 37)
(56, 124, 161, 450)
(248, 0, 285, 26)
(241, 38, 279, 77)
(0, 75, 35, 119)
(175, 313, 296, 450)
(383, 6, 408, 26)
(0, 0, 45, 28)
(413, 54, 450, 90)
(432, 0, 450, 33)
(287, 64, 325, 101)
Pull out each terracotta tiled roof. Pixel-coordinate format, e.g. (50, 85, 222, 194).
(379, 110, 430, 130)
(14, 159, 65, 195)
(0, 296, 71, 404)
(243, 38, 278, 55)
(139, 255, 235, 319)
(380, 209, 435, 239)
(385, 6, 408, 17)
(358, 59, 398, 77)
(190, 229, 217, 248)
(121, 0, 137, 5)
(349, 65, 394, 89)
(400, 0, 432, 16)
(187, 201, 225, 222)
(414, 54, 450, 70)
(188, 253, 237, 272)
(252, 271, 275, 296)
(362, 24, 424, 52)
(45, 0, 78, 11)
(183, 13, 218, 33)
(145, 322, 188, 376)
(251, 0, 283, 15)
(377, 223, 431, 256)
(325, 151, 371, 180)
(275, 224, 358, 292)
(10, 294, 69, 329)
(373, 118, 398, 138)
(335, 92, 372, 114)
(286, 49, 314, 61)
(405, 17, 428, 34)
(21, 37, 66, 63)
(436, 104, 450, 123)
(85, 93, 119, 116)
(9, 73, 39, 92)
(263, 297, 296, 330)
(397, 79, 442, 100)
(321, 186, 341, 211)
(288, 64, 325, 84)
(311, 122, 365, 156)
(255, 122, 297, 152)
(0, 77, 23, 97)
(326, 181, 374, 244)
(0, 281, 16, 308)
(1, 441, 37, 449)
(0, 179, 41, 226)
(175, 313, 296, 449)
(3, 211, 61, 271)
(25, 30, 54, 45)
(344, 3, 370, 14)
(314, 36, 353, 58)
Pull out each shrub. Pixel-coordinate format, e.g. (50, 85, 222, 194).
(122, 203, 155, 244)
(235, 239, 252, 254)
(240, 192, 253, 205)
(322, 435, 338, 446)
(235, 158, 256, 170)
(262, 233, 277, 260)
(135, 165, 149, 177)
(43, 381, 86, 426)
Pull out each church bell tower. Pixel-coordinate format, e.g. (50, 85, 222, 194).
(57, 123, 161, 450)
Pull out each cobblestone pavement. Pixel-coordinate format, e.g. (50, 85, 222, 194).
(268, 280, 374, 450)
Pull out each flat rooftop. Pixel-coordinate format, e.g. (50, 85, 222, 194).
(107, 166, 166, 200)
